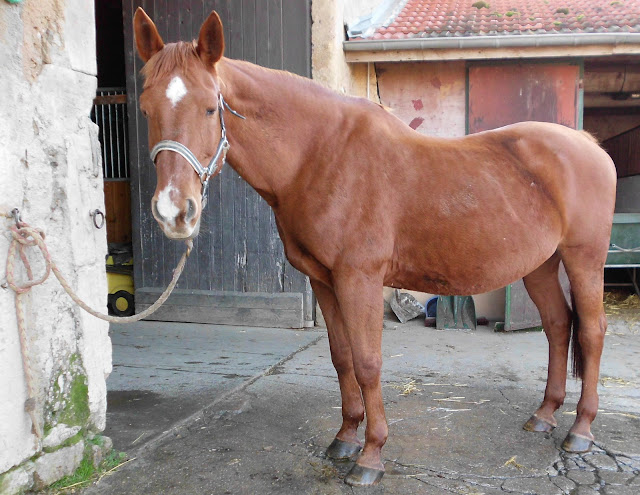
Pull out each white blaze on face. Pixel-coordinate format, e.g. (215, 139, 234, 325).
(156, 183, 180, 227)
(166, 76, 187, 107)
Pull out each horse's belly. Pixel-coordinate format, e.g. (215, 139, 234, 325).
(385, 228, 560, 296)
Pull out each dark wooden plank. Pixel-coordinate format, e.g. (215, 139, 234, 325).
(267, 0, 283, 70)
(237, 0, 256, 292)
(136, 0, 161, 290)
(104, 180, 132, 244)
(603, 126, 640, 178)
(136, 288, 304, 328)
(264, 0, 286, 294)
(227, 0, 243, 60)
(136, 287, 303, 309)
(282, 0, 310, 75)
(228, 0, 245, 291)
(137, 305, 304, 328)
(244, 0, 268, 292)
(122, 0, 144, 288)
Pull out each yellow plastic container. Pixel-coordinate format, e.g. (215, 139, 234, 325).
(106, 255, 134, 316)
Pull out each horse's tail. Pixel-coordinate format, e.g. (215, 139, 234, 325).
(570, 290, 584, 379)
(579, 130, 599, 144)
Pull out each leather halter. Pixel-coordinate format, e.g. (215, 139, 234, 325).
(149, 94, 244, 207)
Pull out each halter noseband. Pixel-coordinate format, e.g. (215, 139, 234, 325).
(149, 94, 245, 207)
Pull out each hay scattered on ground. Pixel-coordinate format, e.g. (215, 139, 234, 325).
(504, 455, 524, 470)
(604, 291, 640, 315)
(600, 376, 635, 388)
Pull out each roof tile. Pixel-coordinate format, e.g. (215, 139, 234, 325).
(350, 0, 640, 39)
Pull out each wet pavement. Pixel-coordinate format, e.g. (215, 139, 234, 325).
(84, 313, 639, 494)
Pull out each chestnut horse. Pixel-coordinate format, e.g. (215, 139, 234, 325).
(133, 8, 616, 486)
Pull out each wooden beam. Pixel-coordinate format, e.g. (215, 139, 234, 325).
(135, 288, 305, 328)
(344, 44, 640, 63)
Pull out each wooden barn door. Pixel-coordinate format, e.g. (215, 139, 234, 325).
(467, 62, 581, 330)
(123, 1, 313, 328)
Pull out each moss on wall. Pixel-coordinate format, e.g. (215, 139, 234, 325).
(46, 354, 90, 430)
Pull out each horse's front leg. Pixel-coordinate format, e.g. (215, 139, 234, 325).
(311, 280, 364, 460)
(332, 269, 387, 486)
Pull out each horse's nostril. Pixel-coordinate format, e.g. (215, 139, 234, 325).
(152, 200, 164, 222)
(185, 198, 197, 221)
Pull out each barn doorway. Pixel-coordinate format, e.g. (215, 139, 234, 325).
(583, 59, 640, 297)
(92, 1, 314, 327)
(94, 0, 134, 316)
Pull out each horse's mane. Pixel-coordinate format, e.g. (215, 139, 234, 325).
(141, 41, 202, 87)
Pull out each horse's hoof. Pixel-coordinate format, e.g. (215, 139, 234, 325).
(523, 414, 556, 433)
(326, 438, 362, 460)
(344, 464, 385, 486)
(562, 432, 594, 453)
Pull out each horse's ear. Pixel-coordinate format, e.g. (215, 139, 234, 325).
(133, 7, 164, 63)
(197, 11, 225, 68)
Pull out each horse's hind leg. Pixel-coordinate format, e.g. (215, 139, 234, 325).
(311, 280, 364, 461)
(522, 253, 572, 433)
(558, 244, 608, 453)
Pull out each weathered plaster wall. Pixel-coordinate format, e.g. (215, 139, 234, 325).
(0, 0, 111, 492)
(311, 0, 378, 99)
(375, 61, 466, 136)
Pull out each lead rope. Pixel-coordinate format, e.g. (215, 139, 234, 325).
(2, 211, 192, 439)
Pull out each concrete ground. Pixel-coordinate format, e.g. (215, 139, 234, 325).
(82, 310, 639, 495)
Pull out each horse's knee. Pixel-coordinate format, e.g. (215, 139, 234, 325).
(352, 355, 382, 387)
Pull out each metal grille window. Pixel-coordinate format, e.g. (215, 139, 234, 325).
(91, 88, 130, 179)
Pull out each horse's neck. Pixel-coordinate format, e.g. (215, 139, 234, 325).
(219, 58, 335, 207)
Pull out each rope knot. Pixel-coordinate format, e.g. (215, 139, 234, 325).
(6, 223, 51, 294)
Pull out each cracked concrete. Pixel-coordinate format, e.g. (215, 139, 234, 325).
(82, 316, 638, 494)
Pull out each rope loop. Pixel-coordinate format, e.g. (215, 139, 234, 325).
(4, 215, 192, 440)
(4, 221, 192, 323)
(7, 224, 51, 294)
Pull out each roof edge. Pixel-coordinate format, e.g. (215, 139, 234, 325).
(343, 33, 640, 51)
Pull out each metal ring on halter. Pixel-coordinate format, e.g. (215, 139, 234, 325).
(149, 94, 244, 207)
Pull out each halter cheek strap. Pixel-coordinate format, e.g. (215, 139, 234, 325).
(149, 94, 244, 208)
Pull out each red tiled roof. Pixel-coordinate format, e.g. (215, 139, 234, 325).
(357, 0, 640, 39)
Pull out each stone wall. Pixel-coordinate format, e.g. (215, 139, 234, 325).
(0, 1, 111, 492)
(311, 0, 378, 99)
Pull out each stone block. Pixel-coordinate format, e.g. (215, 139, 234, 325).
(551, 475, 576, 493)
(598, 470, 635, 485)
(566, 469, 596, 485)
(0, 462, 34, 495)
(584, 452, 618, 471)
(89, 445, 102, 469)
(42, 424, 81, 449)
(33, 441, 84, 489)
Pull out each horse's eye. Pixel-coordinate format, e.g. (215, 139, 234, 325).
(141, 109, 149, 118)
(206, 108, 216, 117)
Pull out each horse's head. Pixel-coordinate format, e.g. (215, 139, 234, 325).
(133, 8, 226, 239)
